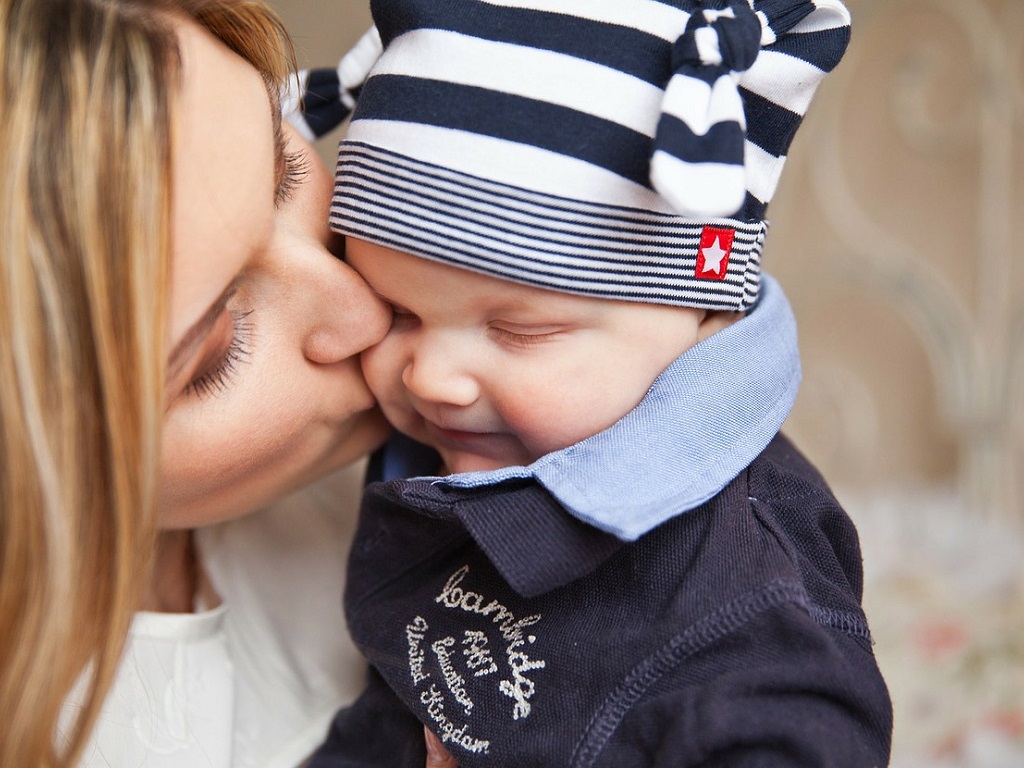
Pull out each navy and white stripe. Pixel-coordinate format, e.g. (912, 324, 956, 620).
(282, 26, 381, 141)
(300, 0, 850, 310)
(334, 141, 765, 308)
(649, 0, 761, 217)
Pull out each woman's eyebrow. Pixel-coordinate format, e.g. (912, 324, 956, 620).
(266, 78, 290, 203)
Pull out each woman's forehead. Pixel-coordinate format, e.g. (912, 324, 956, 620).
(168, 16, 277, 349)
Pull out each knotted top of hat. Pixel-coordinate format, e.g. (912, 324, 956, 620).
(289, 0, 851, 311)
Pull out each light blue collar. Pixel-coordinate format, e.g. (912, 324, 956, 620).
(400, 274, 800, 541)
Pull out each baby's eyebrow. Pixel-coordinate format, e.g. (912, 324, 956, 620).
(380, 294, 414, 315)
(361, 281, 399, 307)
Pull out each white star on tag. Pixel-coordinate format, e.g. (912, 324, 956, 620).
(700, 237, 728, 275)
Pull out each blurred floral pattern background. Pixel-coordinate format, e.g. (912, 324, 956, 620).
(272, 0, 1024, 763)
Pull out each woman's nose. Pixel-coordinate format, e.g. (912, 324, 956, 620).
(401, 337, 479, 407)
(302, 258, 390, 365)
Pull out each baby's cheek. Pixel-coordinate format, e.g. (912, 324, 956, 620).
(500, 390, 599, 458)
(510, 372, 648, 458)
(359, 342, 399, 403)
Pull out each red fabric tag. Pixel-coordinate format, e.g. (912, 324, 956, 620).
(695, 227, 734, 281)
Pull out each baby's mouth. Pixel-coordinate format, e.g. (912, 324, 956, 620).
(420, 418, 502, 453)
(426, 422, 489, 444)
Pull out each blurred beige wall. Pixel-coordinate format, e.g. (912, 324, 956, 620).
(268, 0, 1024, 519)
(770, 0, 1023, 519)
(268, 0, 371, 167)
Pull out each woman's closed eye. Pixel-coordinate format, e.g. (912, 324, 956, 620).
(184, 309, 255, 399)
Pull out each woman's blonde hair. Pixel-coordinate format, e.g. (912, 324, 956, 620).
(0, 1, 292, 765)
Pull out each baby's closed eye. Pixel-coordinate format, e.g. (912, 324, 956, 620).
(488, 323, 568, 348)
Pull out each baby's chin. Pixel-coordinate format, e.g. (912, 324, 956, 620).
(440, 451, 526, 476)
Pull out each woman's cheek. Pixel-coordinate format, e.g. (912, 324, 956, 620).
(160, 379, 304, 523)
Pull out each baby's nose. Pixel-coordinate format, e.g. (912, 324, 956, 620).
(401, 342, 479, 407)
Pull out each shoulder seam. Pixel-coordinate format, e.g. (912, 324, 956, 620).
(807, 604, 873, 642)
(569, 578, 809, 768)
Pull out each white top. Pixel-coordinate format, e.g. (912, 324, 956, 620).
(69, 464, 369, 768)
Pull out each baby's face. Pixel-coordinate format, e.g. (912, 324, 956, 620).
(347, 239, 706, 474)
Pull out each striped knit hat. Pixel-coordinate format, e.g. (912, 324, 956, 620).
(289, 0, 851, 311)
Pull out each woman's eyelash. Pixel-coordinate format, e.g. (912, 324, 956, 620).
(275, 149, 311, 206)
(185, 310, 255, 399)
